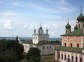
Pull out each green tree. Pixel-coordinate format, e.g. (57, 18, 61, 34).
(26, 47, 41, 62)
(0, 39, 24, 62)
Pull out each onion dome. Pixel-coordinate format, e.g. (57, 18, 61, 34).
(77, 13, 84, 21)
(66, 23, 71, 28)
(74, 24, 78, 30)
(39, 26, 42, 29)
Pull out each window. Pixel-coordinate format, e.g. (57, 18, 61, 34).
(61, 54, 63, 59)
(75, 57, 77, 62)
(80, 57, 82, 62)
(83, 24, 84, 28)
(58, 53, 60, 59)
(77, 44, 79, 48)
(47, 46, 48, 49)
(71, 56, 73, 61)
(79, 24, 80, 28)
(50, 46, 51, 49)
(70, 43, 72, 47)
(68, 58, 70, 62)
(64, 43, 66, 46)
(64, 55, 66, 60)
(43, 46, 44, 49)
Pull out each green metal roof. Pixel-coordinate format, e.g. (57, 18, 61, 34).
(55, 46, 83, 53)
(61, 29, 84, 36)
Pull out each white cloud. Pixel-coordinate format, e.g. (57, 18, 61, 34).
(0, 11, 19, 30)
(4, 20, 14, 30)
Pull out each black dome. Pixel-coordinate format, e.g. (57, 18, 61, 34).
(66, 23, 71, 28)
(74, 24, 78, 30)
(77, 13, 84, 21)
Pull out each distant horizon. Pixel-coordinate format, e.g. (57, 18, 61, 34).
(0, 36, 61, 38)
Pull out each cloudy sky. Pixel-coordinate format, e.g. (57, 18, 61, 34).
(0, 0, 84, 37)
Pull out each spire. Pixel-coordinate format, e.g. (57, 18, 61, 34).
(38, 24, 43, 34)
(46, 28, 48, 34)
(66, 18, 71, 28)
(16, 35, 19, 42)
(77, 6, 84, 21)
(34, 27, 36, 34)
(67, 18, 69, 24)
(80, 6, 82, 14)
(74, 24, 78, 30)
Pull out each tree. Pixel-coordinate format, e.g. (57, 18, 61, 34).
(0, 39, 24, 62)
(26, 47, 41, 62)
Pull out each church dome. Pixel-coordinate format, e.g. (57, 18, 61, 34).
(74, 24, 78, 30)
(39, 26, 42, 29)
(66, 23, 71, 28)
(77, 13, 84, 21)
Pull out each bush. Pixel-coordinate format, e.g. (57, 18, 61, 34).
(26, 47, 41, 62)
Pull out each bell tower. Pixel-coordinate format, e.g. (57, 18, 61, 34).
(38, 25, 43, 34)
(65, 19, 71, 34)
(77, 7, 84, 29)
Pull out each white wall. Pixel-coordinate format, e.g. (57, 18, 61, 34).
(37, 44, 55, 55)
(32, 34, 49, 44)
(55, 51, 83, 62)
(23, 43, 30, 53)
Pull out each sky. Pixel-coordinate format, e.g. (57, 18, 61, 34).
(0, 0, 84, 38)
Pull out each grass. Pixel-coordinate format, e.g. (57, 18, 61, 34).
(41, 55, 57, 62)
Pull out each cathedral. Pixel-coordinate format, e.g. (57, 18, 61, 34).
(23, 25, 55, 55)
(32, 25, 49, 44)
(55, 10, 84, 62)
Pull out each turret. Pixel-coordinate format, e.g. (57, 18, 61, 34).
(77, 7, 84, 29)
(16, 36, 19, 42)
(65, 20, 71, 34)
(46, 29, 48, 34)
(38, 25, 43, 34)
(34, 28, 36, 34)
(74, 24, 78, 30)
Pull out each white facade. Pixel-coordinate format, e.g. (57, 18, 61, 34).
(55, 51, 83, 62)
(22, 26, 55, 55)
(32, 26, 49, 44)
(23, 43, 30, 53)
(37, 44, 55, 55)
(22, 43, 55, 55)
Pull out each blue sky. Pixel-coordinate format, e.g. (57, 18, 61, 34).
(0, 0, 84, 37)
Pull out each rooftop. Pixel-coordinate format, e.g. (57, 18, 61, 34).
(61, 29, 84, 36)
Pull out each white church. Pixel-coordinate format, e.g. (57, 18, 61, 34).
(22, 25, 55, 55)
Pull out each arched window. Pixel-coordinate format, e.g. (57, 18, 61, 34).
(77, 44, 79, 48)
(58, 53, 60, 59)
(61, 54, 63, 59)
(79, 24, 80, 28)
(70, 43, 72, 47)
(83, 24, 84, 28)
(47, 46, 48, 49)
(71, 56, 73, 61)
(80, 57, 82, 62)
(68, 58, 70, 62)
(64, 55, 66, 60)
(50, 46, 51, 49)
(43, 46, 44, 49)
(75, 57, 77, 62)
(64, 43, 66, 46)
